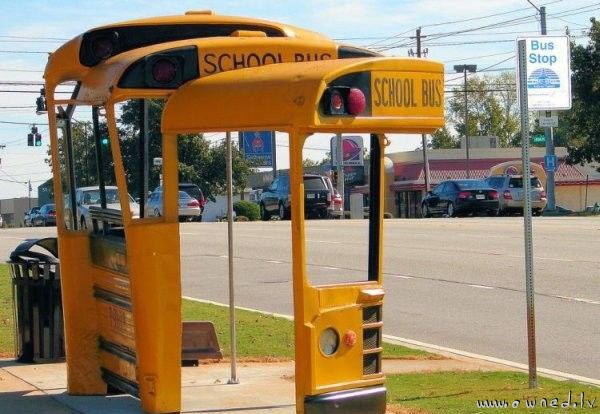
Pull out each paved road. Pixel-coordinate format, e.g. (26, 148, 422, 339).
(1, 217, 599, 379)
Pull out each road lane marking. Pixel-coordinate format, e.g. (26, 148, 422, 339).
(266, 260, 283, 264)
(306, 239, 342, 244)
(323, 266, 339, 270)
(393, 275, 414, 279)
(468, 284, 494, 290)
(181, 296, 600, 387)
(219, 255, 228, 258)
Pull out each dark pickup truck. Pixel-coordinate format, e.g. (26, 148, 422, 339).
(260, 174, 333, 220)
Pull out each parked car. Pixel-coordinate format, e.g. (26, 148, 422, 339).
(75, 186, 139, 229)
(32, 204, 57, 226)
(146, 190, 201, 221)
(0, 214, 3, 228)
(260, 174, 335, 220)
(324, 176, 343, 218)
(152, 183, 206, 221)
(24, 207, 40, 227)
(484, 174, 547, 216)
(421, 180, 499, 217)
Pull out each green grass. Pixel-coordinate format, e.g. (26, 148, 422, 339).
(0, 264, 15, 356)
(0, 262, 432, 360)
(182, 299, 433, 360)
(182, 299, 294, 359)
(387, 371, 599, 413)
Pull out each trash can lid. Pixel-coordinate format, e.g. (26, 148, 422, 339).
(9, 238, 59, 263)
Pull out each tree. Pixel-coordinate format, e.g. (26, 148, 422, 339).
(117, 99, 254, 200)
(563, 18, 600, 169)
(46, 99, 255, 202)
(430, 126, 459, 149)
(446, 73, 519, 148)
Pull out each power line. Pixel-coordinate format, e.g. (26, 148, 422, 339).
(0, 50, 51, 54)
(0, 120, 48, 125)
(0, 68, 44, 73)
(374, 2, 596, 52)
(0, 105, 36, 109)
(0, 35, 68, 41)
(0, 90, 71, 94)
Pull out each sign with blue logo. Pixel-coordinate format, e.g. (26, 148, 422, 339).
(518, 36, 571, 110)
(544, 155, 558, 172)
(241, 131, 274, 167)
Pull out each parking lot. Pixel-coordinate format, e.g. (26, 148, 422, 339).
(1, 216, 598, 380)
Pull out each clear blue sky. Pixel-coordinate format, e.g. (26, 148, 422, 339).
(0, 0, 597, 198)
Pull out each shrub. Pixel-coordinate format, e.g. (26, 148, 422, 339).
(233, 200, 260, 221)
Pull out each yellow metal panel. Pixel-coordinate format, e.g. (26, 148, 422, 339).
(95, 301, 136, 350)
(92, 269, 131, 298)
(125, 222, 182, 413)
(44, 13, 334, 90)
(100, 350, 137, 383)
(56, 233, 106, 395)
(162, 58, 444, 135)
(311, 306, 364, 389)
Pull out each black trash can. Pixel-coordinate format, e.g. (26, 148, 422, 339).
(7, 238, 64, 362)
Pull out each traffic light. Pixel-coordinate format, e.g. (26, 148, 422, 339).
(35, 88, 47, 114)
(27, 125, 41, 147)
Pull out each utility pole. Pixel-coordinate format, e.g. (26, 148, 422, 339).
(527, 1, 555, 210)
(28, 179, 32, 209)
(454, 64, 477, 178)
(540, 6, 556, 211)
(414, 28, 431, 192)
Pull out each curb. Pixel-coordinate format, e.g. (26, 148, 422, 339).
(183, 296, 600, 387)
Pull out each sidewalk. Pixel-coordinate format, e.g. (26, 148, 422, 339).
(0, 357, 510, 414)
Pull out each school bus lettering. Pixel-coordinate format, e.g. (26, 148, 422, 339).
(371, 72, 444, 117)
(294, 52, 332, 62)
(201, 51, 331, 75)
(421, 79, 443, 108)
(373, 77, 417, 108)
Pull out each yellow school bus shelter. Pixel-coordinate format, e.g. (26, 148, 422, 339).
(44, 12, 444, 414)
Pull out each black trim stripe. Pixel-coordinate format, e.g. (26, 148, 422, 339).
(93, 286, 132, 311)
(99, 337, 136, 363)
(101, 368, 139, 397)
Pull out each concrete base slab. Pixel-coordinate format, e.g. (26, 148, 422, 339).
(0, 357, 512, 413)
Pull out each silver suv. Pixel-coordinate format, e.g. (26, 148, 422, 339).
(484, 175, 547, 216)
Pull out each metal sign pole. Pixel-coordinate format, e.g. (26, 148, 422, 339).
(225, 131, 239, 384)
(336, 134, 345, 219)
(517, 39, 538, 389)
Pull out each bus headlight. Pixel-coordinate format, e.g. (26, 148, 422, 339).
(319, 328, 339, 356)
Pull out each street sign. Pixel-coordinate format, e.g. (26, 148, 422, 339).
(544, 155, 558, 172)
(153, 157, 163, 166)
(539, 115, 558, 127)
(330, 136, 364, 167)
(517, 36, 572, 110)
(532, 134, 545, 144)
(241, 131, 274, 167)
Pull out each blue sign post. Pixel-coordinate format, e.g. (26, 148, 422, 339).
(240, 131, 275, 168)
(544, 154, 557, 172)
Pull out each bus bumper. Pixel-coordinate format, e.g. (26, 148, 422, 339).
(304, 386, 387, 414)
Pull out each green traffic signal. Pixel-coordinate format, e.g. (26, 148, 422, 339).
(101, 137, 109, 145)
(34, 133, 42, 146)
